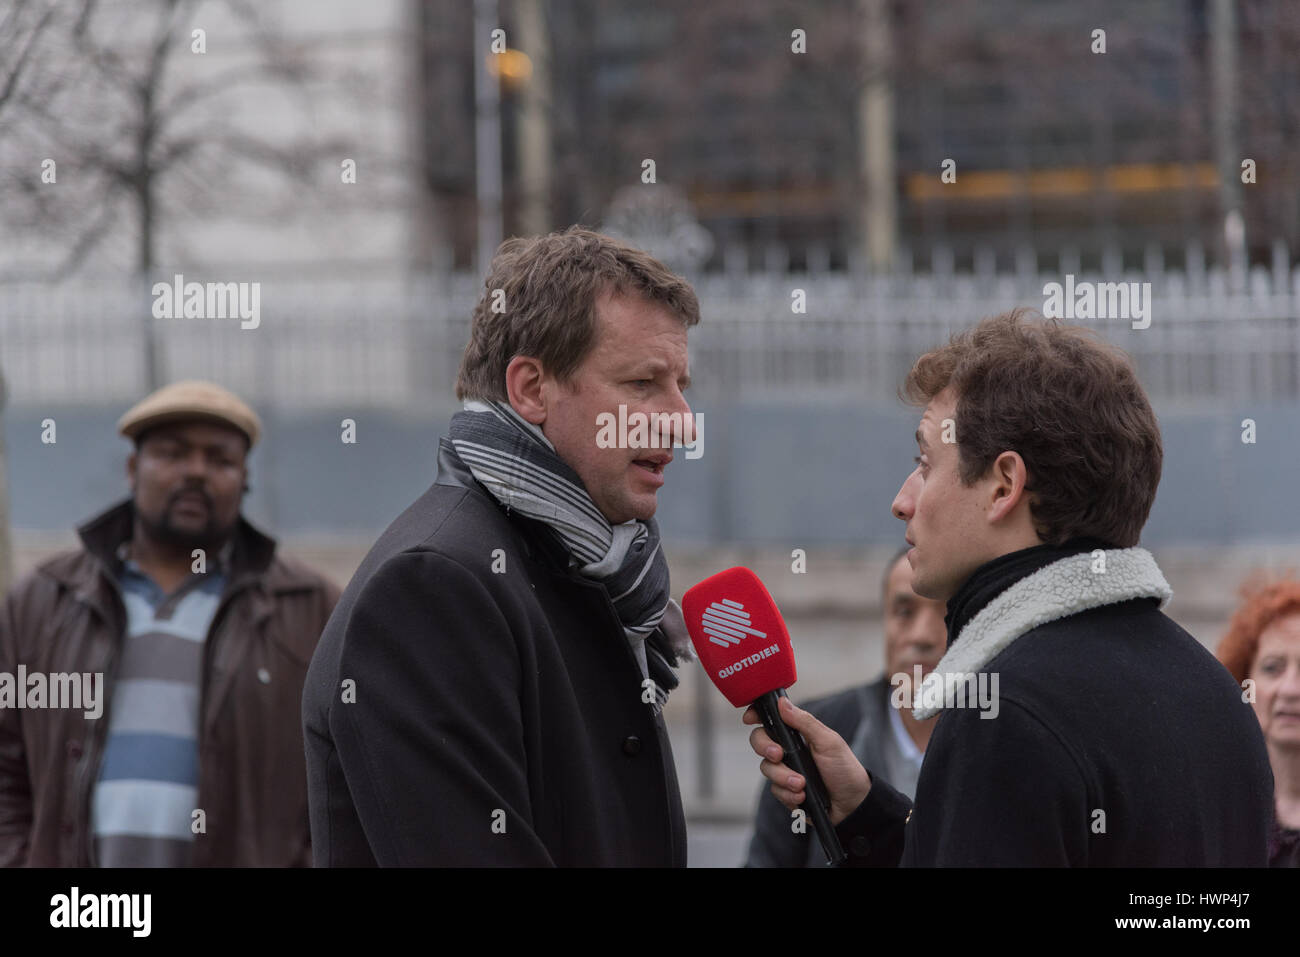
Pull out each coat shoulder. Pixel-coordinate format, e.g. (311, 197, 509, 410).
(1, 549, 92, 639)
(989, 599, 1236, 699)
(315, 480, 545, 663)
(24, 547, 95, 596)
(365, 480, 532, 578)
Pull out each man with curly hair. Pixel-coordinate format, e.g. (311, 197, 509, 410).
(747, 310, 1273, 866)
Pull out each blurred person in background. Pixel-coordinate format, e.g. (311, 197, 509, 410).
(0, 381, 340, 866)
(1218, 577, 1300, 867)
(745, 546, 945, 867)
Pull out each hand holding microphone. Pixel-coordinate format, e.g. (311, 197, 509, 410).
(742, 696, 872, 825)
(683, 566, 857, 866)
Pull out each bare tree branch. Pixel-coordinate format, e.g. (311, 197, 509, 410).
(0, 0, 63, 115)
(3, 0, 368, 276)
(52, 186, 126, 279)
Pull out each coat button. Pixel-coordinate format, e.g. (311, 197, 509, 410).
(257, 667, 271, 684)
(849, 835, 871, 857)
(65, 740, 82, 758)
(621, 735, 642, 756)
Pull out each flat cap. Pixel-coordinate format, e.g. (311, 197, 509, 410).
(118, 380, 262, 448)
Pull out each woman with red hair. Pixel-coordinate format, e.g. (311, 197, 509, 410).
(1218, 577, 1300, 867)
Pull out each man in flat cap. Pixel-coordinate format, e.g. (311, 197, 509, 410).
(0, 380, 340, 866)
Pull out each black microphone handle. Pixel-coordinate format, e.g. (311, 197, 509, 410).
(755, 688, 847, 866)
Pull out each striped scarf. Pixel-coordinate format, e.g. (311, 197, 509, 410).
(448, 399, 690, 710)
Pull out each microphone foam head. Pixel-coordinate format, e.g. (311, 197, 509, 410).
(683, 566, 797, 708)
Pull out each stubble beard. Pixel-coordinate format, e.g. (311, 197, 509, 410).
(135, 497, 234, 555)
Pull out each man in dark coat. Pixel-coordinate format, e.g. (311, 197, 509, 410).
(747, 310, 1274, 866)
(744, 548, 945, 867)
(303, 228, 701, 865)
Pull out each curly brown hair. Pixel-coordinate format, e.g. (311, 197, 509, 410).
(901, 309, 1163, 547)
(1217, 575, 1300, 685)
(455, 226, 700, 401)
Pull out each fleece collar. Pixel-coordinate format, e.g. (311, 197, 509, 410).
(912, 547, 1172, 720)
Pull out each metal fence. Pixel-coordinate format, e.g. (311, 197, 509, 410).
(2, 242, 1299, 408)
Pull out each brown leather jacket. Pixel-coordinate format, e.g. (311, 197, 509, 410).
(0, 500, 340, 867)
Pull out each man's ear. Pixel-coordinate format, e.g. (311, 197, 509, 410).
(986, 450, 1031, 523)
(126, 451, 137, 494)
(505, 355, 547, 425)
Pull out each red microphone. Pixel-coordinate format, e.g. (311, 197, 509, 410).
(683, 567, 846, 866)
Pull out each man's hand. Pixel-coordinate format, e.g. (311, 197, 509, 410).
(743, 695, 872, 825)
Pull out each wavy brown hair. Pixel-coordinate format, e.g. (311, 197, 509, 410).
(1217, 575, 1300, 685)
(455, 226, 700, 401)
(901, 309, 1162, 547)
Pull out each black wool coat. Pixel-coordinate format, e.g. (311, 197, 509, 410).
(836, 543, 1274, 867)
(302, 440, 687, 866)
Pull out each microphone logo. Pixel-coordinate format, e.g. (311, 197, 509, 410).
(700, 599, 768, 647)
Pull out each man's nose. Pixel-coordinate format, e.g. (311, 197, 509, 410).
(656, 389, 694, 445)
(909, 605, 945, 643)
(892, 476, 915, 521)
(181, 449, 209, 479)
(909, 629, 942, 655)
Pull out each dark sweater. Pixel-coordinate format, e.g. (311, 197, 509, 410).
(836, 540, 1274, 866)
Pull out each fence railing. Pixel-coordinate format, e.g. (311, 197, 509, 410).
(2, 251, 1299, 408)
